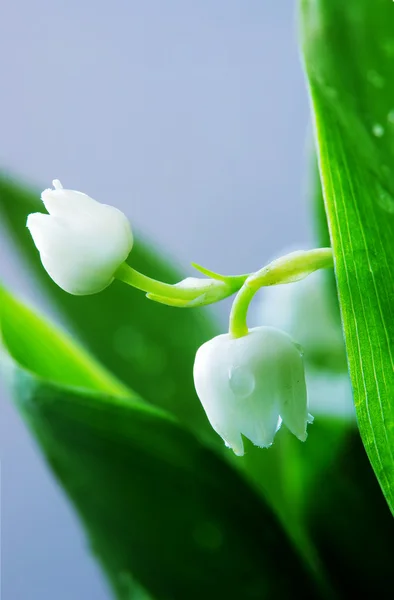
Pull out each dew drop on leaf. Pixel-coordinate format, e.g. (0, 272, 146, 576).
(381, 39, 394, 57)
(377, 186, 394, 214)
(367, 70, 385, 89)
(372, 123, 385, 137)
(387, 110, 394, 124)
(228, 366, 255, 399)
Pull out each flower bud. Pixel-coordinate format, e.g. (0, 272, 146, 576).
(193, 326, 312, 456)
(27, 180, 133, 295)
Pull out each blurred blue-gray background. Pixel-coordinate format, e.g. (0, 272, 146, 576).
(0, 1, 309, 598)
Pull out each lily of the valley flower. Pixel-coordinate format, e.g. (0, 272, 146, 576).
(27, 180, 133, 295)
(193, 326, 312, 456)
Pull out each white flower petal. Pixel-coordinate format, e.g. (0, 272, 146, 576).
(41, 188, 98, 218)
(27, 212, 68, 256)
(27, 182, 133, 295)
(276, 342, 309, 441)
(193, 326, 310, 455)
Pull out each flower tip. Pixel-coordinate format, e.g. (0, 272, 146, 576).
(295, 414, 314, 443)
(41, 187, 54, 203)
(233, 448, 245, 457)
(26, 212, 42, 231)
(225, 439, 245, 457)
(52, 179, 63, 190)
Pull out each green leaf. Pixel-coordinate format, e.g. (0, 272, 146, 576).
(0, 174, 217, 441)
(307, 429, 394, 596)
(0, 287, 319, 600)
(307, 145, 394, 598)
(300, 0, 394, 514)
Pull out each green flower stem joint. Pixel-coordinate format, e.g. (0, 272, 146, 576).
(27, 180, 334, 455)
(229, 248, 334, 338)
(114, 262, 248, 308)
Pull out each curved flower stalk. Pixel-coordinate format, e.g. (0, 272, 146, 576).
(27, 179, 336, 454)
(194, 326, 313, 456)
(193, 250, 334, 454)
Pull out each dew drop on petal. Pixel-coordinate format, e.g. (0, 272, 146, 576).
(228, 366, 255, 399)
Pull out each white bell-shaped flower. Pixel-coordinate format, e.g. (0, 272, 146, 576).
(193, 326, 312, 456)
(27, 180, 133, 295)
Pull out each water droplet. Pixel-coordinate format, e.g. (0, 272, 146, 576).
(372, 123, 384, 137)
(367, 70, 385, 89)
(377, 187, 394, 214)
(229, 366, 255, 399)
(382, 39, 394, 57)
(325, 86, 338, 99)
(294, 342, 304, 357)
(388, 110, 394, 124)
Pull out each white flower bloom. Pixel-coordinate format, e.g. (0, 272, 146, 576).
(27, 180, 133, 295)
(193, 326, 312, 456)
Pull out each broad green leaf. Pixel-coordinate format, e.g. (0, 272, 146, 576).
(306, 149, 394, 594)
(300, 0, 394, 513)
(0, 287, 319, 600)
(0, 174, 217, 440)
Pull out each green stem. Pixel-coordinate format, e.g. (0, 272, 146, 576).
(229, 248, 334, 338)
(115, 263, 200, 300)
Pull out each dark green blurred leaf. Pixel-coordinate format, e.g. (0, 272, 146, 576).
(0, 174, 217, 441)
(0, 287, 320, 600)
(301, 0, 394, 514)
(307, 430, 394, 596)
